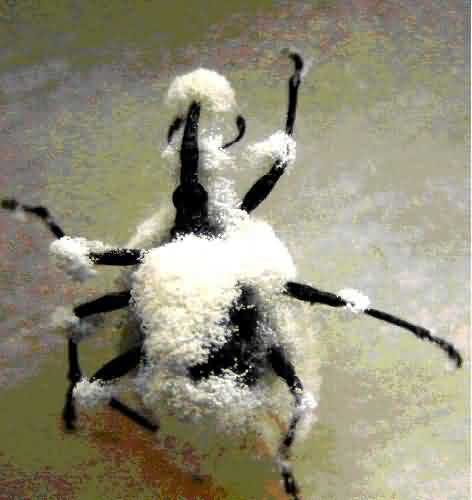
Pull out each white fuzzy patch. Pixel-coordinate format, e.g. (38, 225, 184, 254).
(126, 206, 175, 249)
(199, 132, 233, 172)
(73, 378, 114, 409)
(50, 306, 95, 341)
(166, 68, 236, 114)
(140, 368, 272, 431)
(161, 130, 234, 185)
(294, 391, 318, 438)
(50, 236, 109, 282)
(338, 288, 371, 313)
(12, 206, 27, 222)
(207, 178, 245, 231)
(246, 131, 296, 171)
(131, 217, 297, 427)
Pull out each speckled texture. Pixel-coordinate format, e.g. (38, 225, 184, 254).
(0, 1, 468, 499)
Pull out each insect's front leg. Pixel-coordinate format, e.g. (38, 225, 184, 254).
(240, 51, 303, 214)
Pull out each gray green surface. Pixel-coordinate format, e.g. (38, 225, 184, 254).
(0, 1, 469, 499)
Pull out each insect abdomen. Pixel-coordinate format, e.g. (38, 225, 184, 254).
(188, 285, 267, 386)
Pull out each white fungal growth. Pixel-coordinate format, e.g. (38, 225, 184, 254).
(50, 236, 109, 281)
(126, 206, 175, 249)
(338, 288, 371, 313)
(207, 178, 244, 231)
(50, 306, 95, 341)
(294, 390, 318, 438)
(141, 369, 271, 431)
(73, 378, 114, 409)
(12, 206, 27, 222)
(166, 68, 236, 114)
(199, 132, 233, 172)
(245, 131, 296, 171)
(131, 216, 297, 427)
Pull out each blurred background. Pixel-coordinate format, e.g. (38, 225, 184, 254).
(0, 1, 469, 499)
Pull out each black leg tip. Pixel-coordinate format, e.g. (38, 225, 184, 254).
(1, 198, 18, 211)
(281, 49, 304, 72)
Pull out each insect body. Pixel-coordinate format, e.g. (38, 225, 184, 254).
(2, 52, 462, 500)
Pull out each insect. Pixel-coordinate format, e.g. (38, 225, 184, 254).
(2, 51, 463, 500)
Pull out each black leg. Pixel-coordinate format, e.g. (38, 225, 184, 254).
(222, 115, 246, 149)
(74, 291, 131, 318)
(2, 198, 65, 238)
(108, 398, 158, 432)
(63, 338, 82, 430)
(284, 281, 463, 368)
(240, 51, 304, 214)
(68, 346, 158, 433)
(90, 346, 142, 382)
(2, 198, 145, 267)
(89, 346, 159, 432)
(268, 345, 304, 500)
(63, 291, 132, 429)
(285, 52, 303, 136)
(88, 249, 144, 266)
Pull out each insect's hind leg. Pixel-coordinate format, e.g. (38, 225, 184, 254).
(87, 346, 158, 432)
(63, 291, 132, 430)
(268, 345, 305, 500)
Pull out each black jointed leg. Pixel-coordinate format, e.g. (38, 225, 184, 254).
(284, 281, 345, 308)
(74, 291, 131, 319)
(89, 346, 159, 432)
(365, 308, 463, 368)
(2, 198, 65, 238)
(240, 159, 285, 213)
(222, 115, 246, 149)
(63, 338, 82, 430)
(109, 398, 159, 432)
(285, 52, 304, 136)
(88, 249, 144, 266)
(90, 345, 142, 382)
(63, 291, 132, 429)
(268, 345, 304, 500)
(285, 281, 463, 368)
(240, 52, 303, 214)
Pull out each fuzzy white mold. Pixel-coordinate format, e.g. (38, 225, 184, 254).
(166, 68, 236, 114)
(338, 288, 371, 313)
(246, 131, 296, 171)
(50, 236, 109, 282)
(73, 378, 114, 409)
(131, 216, 298, 429)
(50, 306, 95, 341)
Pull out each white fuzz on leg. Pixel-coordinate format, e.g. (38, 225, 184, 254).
(73, 378, 114, 409)
(50, 306, 95, 341)
(338, 288, 371, 313)
(245, 131, 296, 171)
(50, 236, 109, 282)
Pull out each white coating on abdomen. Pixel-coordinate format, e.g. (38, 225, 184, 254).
(130, 214, 298, 428)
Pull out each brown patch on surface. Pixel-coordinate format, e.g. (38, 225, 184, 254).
(85, 408, 226, 499)
(78, 407, 289, 500)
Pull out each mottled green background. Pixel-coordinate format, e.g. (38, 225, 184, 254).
(0, 1, 469, 499)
